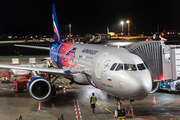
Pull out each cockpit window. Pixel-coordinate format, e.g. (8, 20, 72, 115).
(115, 63, 123, 71)
(110, 63, 118, 70)
(137, 63, 146, 70)
(124, 64, 137, 71)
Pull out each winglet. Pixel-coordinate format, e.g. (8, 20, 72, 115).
(52, 4, 63, 43)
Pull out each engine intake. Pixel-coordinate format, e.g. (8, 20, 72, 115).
(27, 77, 51, 100)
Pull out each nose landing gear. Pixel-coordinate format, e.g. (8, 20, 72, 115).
(114, 98, 126, 119)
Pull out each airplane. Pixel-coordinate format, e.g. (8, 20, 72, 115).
(0, 4, 152, 118)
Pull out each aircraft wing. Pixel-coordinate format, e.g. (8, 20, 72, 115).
(0, 64, 82, 75)
(14, 44, 50, 50)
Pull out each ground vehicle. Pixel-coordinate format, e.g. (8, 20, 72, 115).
(0, 70, 11, 83)
(12, 79, 28, 93)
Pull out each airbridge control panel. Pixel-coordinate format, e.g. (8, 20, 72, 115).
(125, 41, 180, 91)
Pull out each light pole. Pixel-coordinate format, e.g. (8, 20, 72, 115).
(126, 20, 130, 37)
(121, 21, 124, 40)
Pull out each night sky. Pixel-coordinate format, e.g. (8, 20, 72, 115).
(0, 0, 180, 35)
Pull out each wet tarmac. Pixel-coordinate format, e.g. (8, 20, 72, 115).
(0, 41, 180, 120)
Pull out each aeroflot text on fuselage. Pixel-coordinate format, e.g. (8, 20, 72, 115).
(82, 49, 98, 55)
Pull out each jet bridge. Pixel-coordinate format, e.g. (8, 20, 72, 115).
(125, 41, 180, 92)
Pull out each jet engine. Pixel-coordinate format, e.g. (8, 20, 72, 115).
(150, 81, 159, 93)
(27, 77, 51, 100)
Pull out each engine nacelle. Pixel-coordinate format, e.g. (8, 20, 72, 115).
(27, 77, 51, 100)
(150, 81, 159, 93)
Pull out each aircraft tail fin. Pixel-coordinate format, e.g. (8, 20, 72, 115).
(52, 4, 63, 43)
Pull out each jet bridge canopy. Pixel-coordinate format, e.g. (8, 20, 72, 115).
(125, 41, 163, 81)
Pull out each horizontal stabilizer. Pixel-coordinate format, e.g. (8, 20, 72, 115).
(41, 57, 51, 61)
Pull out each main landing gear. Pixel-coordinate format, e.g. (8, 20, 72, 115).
(48, 74, 60, 96)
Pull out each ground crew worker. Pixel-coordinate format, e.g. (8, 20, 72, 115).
(90, 93, 97, 114)
(47, 61, 50, 68)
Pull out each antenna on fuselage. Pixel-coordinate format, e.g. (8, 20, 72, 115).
(118, 45, 120, 49)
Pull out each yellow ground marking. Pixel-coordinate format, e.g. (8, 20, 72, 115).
(83, 95, 89, 98)
(57, 78, 60, 81)
(68, 85, 72, 88)
(74, 89, 79, 93)
(96, 102, 100, 105)
(62, 81, 66, 84)
(105, 108, 113, 113)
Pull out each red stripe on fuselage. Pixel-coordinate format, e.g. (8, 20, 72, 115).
(58, 42, 74, 67)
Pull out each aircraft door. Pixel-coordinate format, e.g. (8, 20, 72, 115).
(95, 53, 108, 79)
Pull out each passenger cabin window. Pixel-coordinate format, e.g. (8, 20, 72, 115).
(124, 64, 137, 71)
(137, 63, 146, 70)
(115, 63, 123, 71)
(110, 63, 118, 70)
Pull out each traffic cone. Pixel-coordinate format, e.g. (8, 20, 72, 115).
(152, 96, 156, 104)
(37, 101, 42, 110)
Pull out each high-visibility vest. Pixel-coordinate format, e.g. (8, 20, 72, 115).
(91, 96, 96, 104)
(47, 62, 50, 66)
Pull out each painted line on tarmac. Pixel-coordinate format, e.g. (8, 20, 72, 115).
(83, 95, 89, 98)
(62, 81, 66, 84)
(138, 99, 176, 114)
(75, 89, 79, 93)
(133, 99, 162, 109)
(165, 98, 180, 108)
(68, 85, 72, 88)
(164, 106, 180, 120)
(96, 102, 100, 105)
(166, 114, 180, 120)
(105, 108, 114, 114)
(74, 99, 82, 120)
(57, 78, 60, 81)
(170, 118, 180, 120)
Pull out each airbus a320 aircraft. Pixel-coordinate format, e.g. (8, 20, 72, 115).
(0, 4, 152, 118)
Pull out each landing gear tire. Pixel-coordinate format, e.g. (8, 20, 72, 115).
(120, 108, 126, 116)
(18, 88, 23, 93)
(114, 109, 120, 118)
(115, 108, 125, 118)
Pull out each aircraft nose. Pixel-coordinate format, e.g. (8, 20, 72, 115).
(128, 71, 152, 99)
